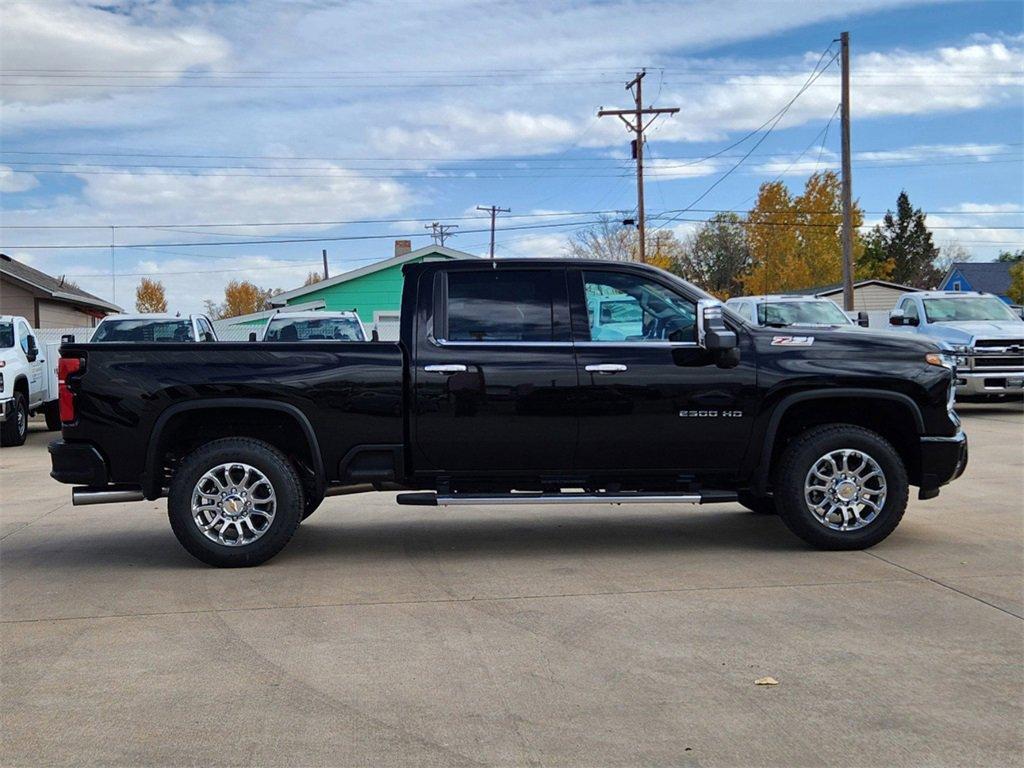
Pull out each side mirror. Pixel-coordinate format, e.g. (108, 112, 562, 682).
(889, 309, 905, 326)
(25, 335, 38, 362)
(697, 299, 738, 352)
(248, 332, 258, 342)
(857, 311, 870, 328)
(61, 334, 76, 344)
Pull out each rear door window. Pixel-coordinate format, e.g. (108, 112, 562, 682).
(445, 270, 568, 342)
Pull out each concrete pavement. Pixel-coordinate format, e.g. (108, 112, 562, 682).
(2, 402, 1021, 767)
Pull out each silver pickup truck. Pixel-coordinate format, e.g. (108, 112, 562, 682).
(889, 291, 1024, 398)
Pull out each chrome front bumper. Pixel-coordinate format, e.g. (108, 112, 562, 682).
(956, 371, 1024, 396)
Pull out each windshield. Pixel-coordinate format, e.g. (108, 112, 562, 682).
(758, 300, 851, 326)
(264, 316, 365, 341)
(923, 296, 1020, 323)
(91, 319, 194, 342)
(0, 323, 13, 348)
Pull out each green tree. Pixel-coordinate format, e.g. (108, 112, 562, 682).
(1008, 262, 1024, 305)
(860, 191, 941, 289)
(996, 249, 1024, 263)
(676, 212, 750, 299)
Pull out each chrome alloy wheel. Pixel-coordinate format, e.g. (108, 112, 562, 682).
(804, 449, 887, 532)
(191, 463, 276, 546)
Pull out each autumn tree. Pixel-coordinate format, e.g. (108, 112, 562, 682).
(204, 280, 280, 319)
(740, 181, 801, 294)
(135, 278, 168, 313)
(860, 191, 941, 289)
(1008, 262, 1024, 305)
(675, 212, 750, 299)
(304, 271, 322, 285)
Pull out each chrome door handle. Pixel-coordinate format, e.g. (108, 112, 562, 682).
(424, 364, 468, 374)
(585, 363, 628, 374)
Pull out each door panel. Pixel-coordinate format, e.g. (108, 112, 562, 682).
(570, 268, 757, 475)
(413, 268, 578, 473)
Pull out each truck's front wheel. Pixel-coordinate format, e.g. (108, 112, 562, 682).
(774, 424, 908, 550)
(167, 438, 304, 567)
(1, 392, 28, 447)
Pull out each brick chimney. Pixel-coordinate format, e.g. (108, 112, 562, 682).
(394, 239, 412, 258)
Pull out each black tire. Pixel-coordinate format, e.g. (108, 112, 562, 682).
(774, 424, 909, 551)
(168, 438, 304, 567)
(1, 391, 28, 447)
(44, 401, 62, 431)
(737, 492, 776, 515)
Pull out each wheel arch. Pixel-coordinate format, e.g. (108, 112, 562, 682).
(144, 399, 325, 500)
(753, 389, 925, 494)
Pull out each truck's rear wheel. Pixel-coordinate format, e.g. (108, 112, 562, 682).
(774, 424, 908, 550)
(1, 392, 28, 447)
(167, 438, 303, 567)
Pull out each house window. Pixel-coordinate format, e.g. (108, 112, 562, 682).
(952, 281, 962, 291)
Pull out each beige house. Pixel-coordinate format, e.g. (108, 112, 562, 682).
(801, 279, 921, 312)
(0, 254, 121, 328)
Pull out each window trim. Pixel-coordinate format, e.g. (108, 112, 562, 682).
(433, 267, 571, 346)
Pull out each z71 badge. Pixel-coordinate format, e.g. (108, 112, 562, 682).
(771, 335, 815, 346)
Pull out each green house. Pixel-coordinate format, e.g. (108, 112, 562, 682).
(268, 244, 476, 339)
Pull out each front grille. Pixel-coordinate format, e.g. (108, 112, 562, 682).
(974, 338, 1024, 349)
(973, 355, 1024, 369)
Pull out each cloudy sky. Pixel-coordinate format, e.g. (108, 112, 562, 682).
(1, 0, 1022, 313)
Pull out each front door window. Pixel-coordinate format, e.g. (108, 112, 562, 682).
(582, 271, 696, 343)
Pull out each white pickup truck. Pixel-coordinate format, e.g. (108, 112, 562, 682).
(0, 316, 62, 446)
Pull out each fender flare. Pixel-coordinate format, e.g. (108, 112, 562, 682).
(143, 398, 325, 500)
(753, 388, 925, 493)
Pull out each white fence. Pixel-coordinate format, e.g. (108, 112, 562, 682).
(33, 327, 94, 346)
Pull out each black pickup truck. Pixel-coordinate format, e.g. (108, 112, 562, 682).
(50, 259, 967, 567)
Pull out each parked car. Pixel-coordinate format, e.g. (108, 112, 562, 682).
(0, 315, 61, 446)
(90, 314, 217, 343)
(889, 291, 1024, 399)
(258, 311, 366, 342)
(49, 259, 966, 567)
(725, 295, 867, 328)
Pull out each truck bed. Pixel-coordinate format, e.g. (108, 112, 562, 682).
(58, 341, 406, 489)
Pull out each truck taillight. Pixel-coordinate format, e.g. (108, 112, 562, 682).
(58, 357, 83, 423)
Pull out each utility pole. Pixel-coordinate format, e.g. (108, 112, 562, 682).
(476, 204, 510, 259)
(598, 70, 678, 264)
(839, 31, 855, 312)
(426, 222, 458, 246)
(321, 249, 330, 280)
(110, 226, 116, 305)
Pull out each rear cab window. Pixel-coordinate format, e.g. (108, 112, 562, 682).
(442, 269, 569, 343)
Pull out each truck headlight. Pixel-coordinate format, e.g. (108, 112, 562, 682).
(926, 353, 956, 369)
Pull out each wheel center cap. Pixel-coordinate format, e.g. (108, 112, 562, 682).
(835, 480, 858, 502)
(223, 496, 246, 517)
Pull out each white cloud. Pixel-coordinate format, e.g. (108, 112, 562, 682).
(0, 166, 39, 193)
(2, 164, 411, 244)
(0, 1, 230, 105)
(856, 143, 1013, 163)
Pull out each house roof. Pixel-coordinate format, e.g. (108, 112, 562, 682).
(941, 261, 1013, 295)
(0, 253, 122, 313)
(269, 245, 477, 306)
(795, 278, 922, 297)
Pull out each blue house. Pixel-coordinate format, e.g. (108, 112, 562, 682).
(939, 261, 1015, 304)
